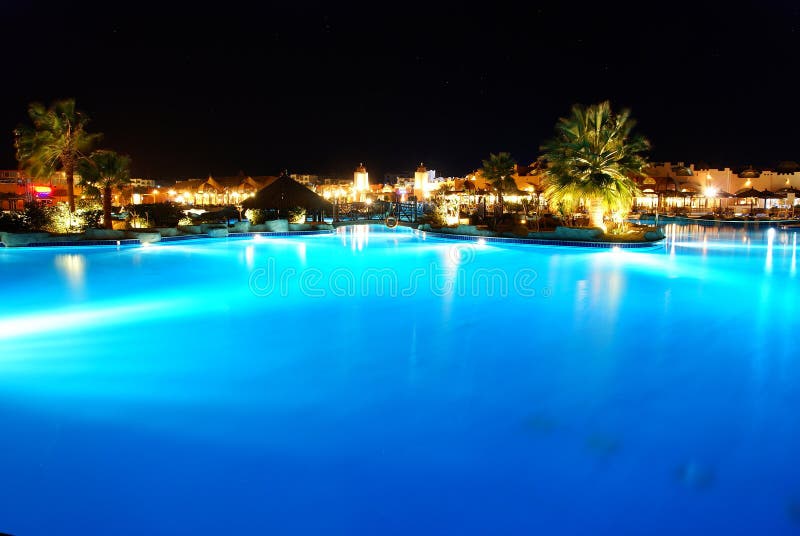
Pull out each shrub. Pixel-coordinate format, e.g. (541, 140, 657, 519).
(428, 200, 449, 227)
(126, 203, 183, 227)
(0, 211, 28, 232)
(245, 208, 270, 225)
(24, 201, 50, 231)
(41, 203, 86, 233)
(287, 206, 306, 223)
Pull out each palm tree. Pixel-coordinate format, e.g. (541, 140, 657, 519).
(481, 152, 517, 217)
(540, 101, 649, 229)
(14, 99, 102, 213)
(78, 150, 131, 229)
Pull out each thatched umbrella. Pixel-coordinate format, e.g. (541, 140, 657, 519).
(774, 186, 800, 196)
(242, 171, 332, 220)
(734, 187, 762, 213)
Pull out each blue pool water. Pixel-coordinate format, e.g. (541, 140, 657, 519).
(1, 224, 799, 535)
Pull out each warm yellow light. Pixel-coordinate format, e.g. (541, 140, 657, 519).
(745, 179, 752, 187)
(592, 205, 606, 231)
(704, 186, 718, 198)
(152, 189, 159, 195)
(168, 189, 176, 196)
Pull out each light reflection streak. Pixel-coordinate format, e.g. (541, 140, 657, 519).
(54, 254, 86, 291)
(765, 228, 774, 273)
(0, 299, 196, 342)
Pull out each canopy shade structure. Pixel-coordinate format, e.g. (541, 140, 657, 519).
(733, 187, 763, 212)
(733, 188, 762, 198)
(773, 186, 800, 196)
(759, 189, 783, 199)
(242, 172, 333, 213)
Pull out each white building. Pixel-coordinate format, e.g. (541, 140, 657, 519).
(413, 162, 436, 200)
(129, 177, 156, 188)
(353, 163, 369, 201)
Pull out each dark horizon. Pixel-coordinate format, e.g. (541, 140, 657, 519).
(2, 1, 799, 182)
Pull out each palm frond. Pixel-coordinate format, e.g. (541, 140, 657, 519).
(540, 101, 649, 214)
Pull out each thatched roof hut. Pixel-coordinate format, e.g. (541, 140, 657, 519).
(242, 172, 332, 214)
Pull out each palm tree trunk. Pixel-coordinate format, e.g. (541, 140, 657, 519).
(66, 163, 76, 213)
(103, 185, 113, 229)
(587, 198, 605, 230)
(497, 190, 504, 217)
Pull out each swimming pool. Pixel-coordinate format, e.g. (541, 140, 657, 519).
(1, 224, 799, 534)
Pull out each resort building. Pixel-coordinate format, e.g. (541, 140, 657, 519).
(413, 163, 436, 200)
(0, 169, 87, 208)
(634, 162, 800, 215)
(166, 174, 275, 206)
(290, 174, 318, 187)
(0, 170, 28, 210)
(353, 163, 369, 202)
(129, 177, 156, 189)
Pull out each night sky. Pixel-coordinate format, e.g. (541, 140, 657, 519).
(1, 1, 799, 182)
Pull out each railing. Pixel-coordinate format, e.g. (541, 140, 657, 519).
(332, 201, 432, 223)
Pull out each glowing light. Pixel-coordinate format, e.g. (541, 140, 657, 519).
(54, 254, 86, 291)
(245, 245, 255, 269)
(33, 185, 52, 194)
(765, 227, 775, 273)
(592, 205, 606, 231)
(0, 301, 185, 341)
(704, 186, 718, 198)
(168, 189, 177, 196)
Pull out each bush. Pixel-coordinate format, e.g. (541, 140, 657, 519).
(81, 209, 104, 229)
(0, 211, 28, 232)
(24, 201, 50, 231)
(245, 208, 270, 225)
(195, 207, 239, 224)
(41, 203, 84, 233)
(126, 203, 183, 227)
(287, 206, 306, 223)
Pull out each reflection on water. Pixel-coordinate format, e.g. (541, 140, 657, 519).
(54, 253, 86, 291)
(766, 228, 775, 273)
